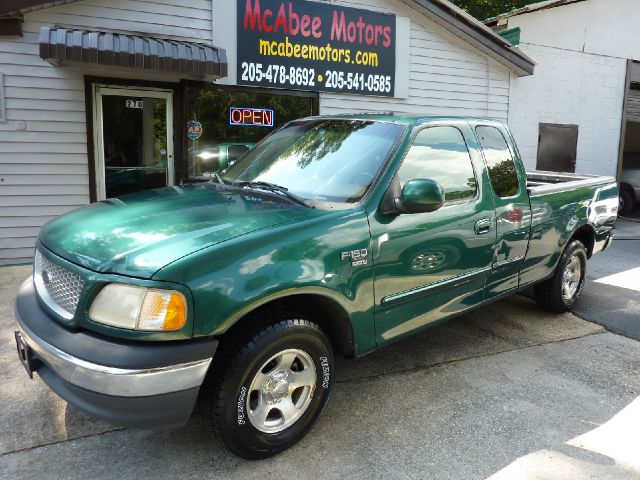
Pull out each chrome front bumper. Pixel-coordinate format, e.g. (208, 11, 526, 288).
(14, 278, 218, 428)
(16, 320, 212, 398)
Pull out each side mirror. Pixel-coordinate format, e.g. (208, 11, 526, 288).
(400, 179, 445, 214)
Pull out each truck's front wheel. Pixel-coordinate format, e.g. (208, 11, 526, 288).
(203, 317, 335, 459)
(534, 240, 587, 313)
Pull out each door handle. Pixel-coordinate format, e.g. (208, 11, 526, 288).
(474, 218, 492, 235)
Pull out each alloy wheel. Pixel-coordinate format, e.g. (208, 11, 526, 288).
(562, 254, 582, 301)
(246, 349, 317, 433)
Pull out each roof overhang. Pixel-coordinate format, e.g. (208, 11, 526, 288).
(405, 0, 536, 76)
(485, 0, 586, 27)
(39, 27, 228, 78)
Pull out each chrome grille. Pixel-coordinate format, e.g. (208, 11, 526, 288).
(34, 249, 84, 319)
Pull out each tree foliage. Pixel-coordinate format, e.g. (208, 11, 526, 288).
(449, 0, 541, 21)
(285, 120, 367, 169)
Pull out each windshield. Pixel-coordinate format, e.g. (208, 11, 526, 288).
(221, 119, 404, 204)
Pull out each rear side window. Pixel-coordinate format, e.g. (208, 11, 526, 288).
(476, 126, 519, 198)
(397, 126, 477, 203)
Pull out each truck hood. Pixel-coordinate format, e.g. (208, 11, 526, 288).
(39, 184, 321, 278)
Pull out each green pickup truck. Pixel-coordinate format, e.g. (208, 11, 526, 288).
(15, 115, 618, 459)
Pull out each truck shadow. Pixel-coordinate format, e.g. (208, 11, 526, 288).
(333, 293, 602, 384)
(55, 293, 620, 477)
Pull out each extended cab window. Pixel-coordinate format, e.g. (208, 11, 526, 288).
(476, 126, 519, 198)
(398, 126, 477, 203)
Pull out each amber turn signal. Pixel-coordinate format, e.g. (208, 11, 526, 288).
(89, 284, 187, 332)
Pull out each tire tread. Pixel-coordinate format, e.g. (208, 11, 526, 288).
(201, 314, 326, 458)
(534, 240, 586, 313)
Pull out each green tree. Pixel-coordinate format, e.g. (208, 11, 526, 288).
(285, 120, 368, 169)
(449, 0, 541, 21)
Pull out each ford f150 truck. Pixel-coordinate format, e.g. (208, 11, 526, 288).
(14, 115, 618, 459)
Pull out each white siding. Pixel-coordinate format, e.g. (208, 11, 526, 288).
(27, 0, 213, 43)
(0, 0, 212, 265)
(319, 0, 511, 121)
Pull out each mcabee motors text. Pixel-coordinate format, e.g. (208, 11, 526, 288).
(242, 0, 393, 48)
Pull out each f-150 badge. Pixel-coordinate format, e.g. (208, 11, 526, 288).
(341, 249, 368, 267)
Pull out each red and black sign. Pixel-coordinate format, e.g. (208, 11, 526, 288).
(229, 106, 275, 127)
(237, 0, 396, 97)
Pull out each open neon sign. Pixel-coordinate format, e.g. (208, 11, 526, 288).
(229, 107, 275, 127)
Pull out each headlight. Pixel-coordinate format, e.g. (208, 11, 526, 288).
(89, 284, 187, 331)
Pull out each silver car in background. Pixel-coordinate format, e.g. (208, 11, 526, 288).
(620, 154, 640, 216)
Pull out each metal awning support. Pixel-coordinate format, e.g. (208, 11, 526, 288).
(38, 27, 228, 78)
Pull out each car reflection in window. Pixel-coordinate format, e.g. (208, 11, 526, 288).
(189, 143, 254, 180)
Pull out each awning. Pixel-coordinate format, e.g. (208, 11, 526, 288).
(38, 27, 227, 78)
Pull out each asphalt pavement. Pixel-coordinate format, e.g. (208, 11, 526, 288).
(1, 236, 639, 479)
(574, 218, 640, 340)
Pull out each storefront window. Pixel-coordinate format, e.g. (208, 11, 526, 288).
(184, 86, 315, 181)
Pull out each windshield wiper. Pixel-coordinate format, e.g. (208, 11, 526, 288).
(234, 181, 313, 208)
(211, 172, 226, 186)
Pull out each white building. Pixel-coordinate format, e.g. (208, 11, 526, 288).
(487, 0, 640, 178)
(0, 0, 534, 265)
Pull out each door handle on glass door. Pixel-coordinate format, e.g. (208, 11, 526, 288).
(474, 218, 492, 235)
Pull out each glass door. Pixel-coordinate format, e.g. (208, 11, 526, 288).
(93, 86, 174, 199)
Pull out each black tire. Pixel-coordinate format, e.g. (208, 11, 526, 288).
(202, 315, 335, 459)
(619, 189, 635, 217)
(534, 240, 588, 313)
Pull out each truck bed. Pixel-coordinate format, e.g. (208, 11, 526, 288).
(519, 169, 618, 289)
(526, 170, 616, 196)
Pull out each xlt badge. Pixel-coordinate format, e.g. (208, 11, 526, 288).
(340, 249, 368, 267)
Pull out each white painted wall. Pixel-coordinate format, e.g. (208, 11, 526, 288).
(512, 0, 640, 62)
(504, 0, 638, 176)
(0, 0, 213, 265)
(508, 43, 627, 175)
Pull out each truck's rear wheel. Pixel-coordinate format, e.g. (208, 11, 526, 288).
(203, 317, 335, 459)
(534, 240, 587, 313)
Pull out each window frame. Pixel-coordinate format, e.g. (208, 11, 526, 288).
(536, 123, 579, 174)
(475, 124, 522, 200)
(85, 75, 182, 203)
(395, 124, 480, 207)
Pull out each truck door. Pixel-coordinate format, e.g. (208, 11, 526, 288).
(369, 124, 496, 344)
(475, 125, 532, 300)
